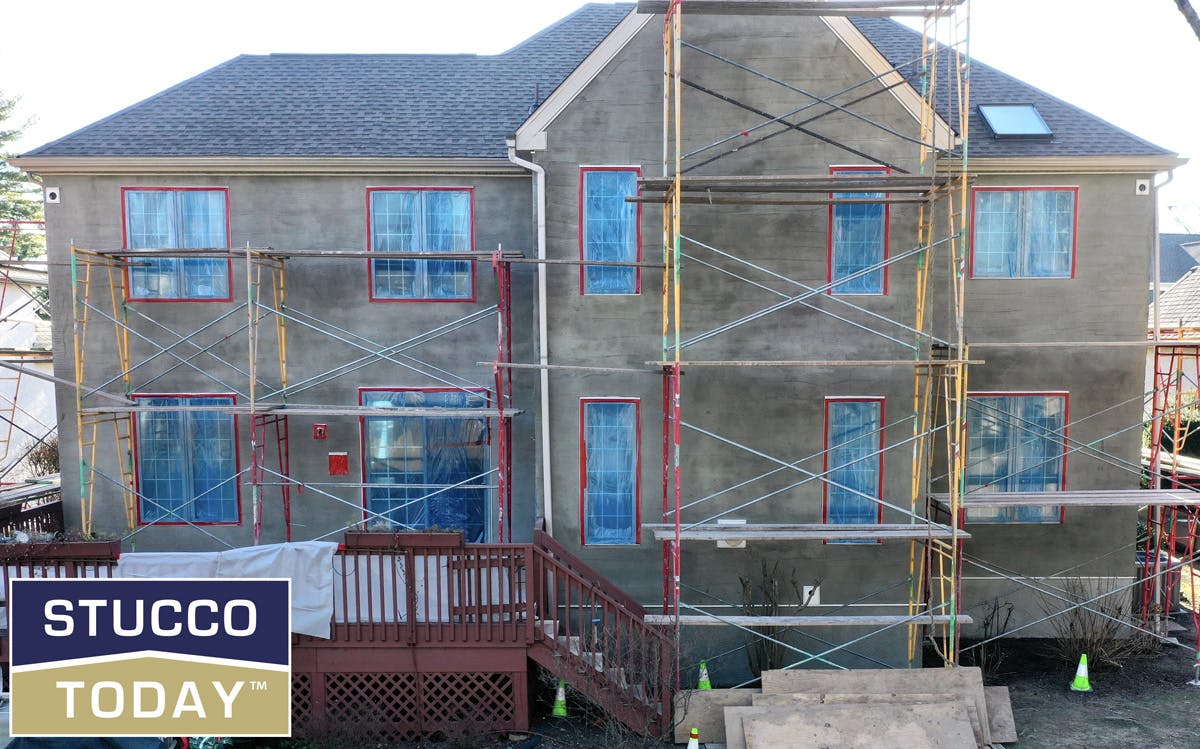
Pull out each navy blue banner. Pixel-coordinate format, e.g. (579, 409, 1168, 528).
(10, 579, 290, 667)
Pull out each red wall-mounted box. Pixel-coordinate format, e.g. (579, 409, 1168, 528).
(313, 423, 328, 440)
(328, 452, 349, 476)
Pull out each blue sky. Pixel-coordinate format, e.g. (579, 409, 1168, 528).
(5, 0, 1199, 231)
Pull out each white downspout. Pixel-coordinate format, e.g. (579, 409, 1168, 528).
(507, 140, 553, 534)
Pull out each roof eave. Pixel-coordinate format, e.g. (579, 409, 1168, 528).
(8, 156, 528, 177)
(944, 154, 1188, 175)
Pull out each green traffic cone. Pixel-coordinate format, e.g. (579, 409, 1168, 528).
(552, 679, 568, 716)
(697, 660, 712, 690)
(1070, 653, 1092, 692)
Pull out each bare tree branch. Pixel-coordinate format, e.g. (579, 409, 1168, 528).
(1176, 0, 1200, 41)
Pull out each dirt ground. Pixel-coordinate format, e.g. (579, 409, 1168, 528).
(525, 631, 1200, 748)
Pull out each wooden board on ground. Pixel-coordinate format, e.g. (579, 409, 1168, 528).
(672, 688, 759, 744)
(760, 667, 990, 745)
(752, 691, 984, 747)
(724, 706, 809, 749)
(984, 685, 1018, 744)
(741, 703, 977, 749)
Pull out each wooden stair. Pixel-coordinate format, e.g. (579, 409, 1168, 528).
(527, 531, 672, 737)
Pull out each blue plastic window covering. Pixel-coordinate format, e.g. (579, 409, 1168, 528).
(363, 390, 489, 541)
(583, 401, 637, 544)
(136, 396, 238, 523)
(978, 105, 1052, 138)
(370, 190, 472, 300)
(825, 400, 882, 541)
(125, 190, 230, 299)
(582, 170, 638, 294)
(831, 169, 886, 294)
(973, 190, 1074, 278)
(966, 395, 1065, 523)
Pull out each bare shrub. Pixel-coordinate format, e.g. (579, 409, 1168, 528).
(1039, 577, 1157, 670)
(739, 560, 819, 676)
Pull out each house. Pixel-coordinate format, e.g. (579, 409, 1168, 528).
(12, 0, 1184, 688)
(1158, 233, 1200, 287)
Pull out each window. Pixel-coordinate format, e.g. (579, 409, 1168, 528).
(361, 389, 489, 541)
(965, 393, 1067, 523)
(828, 166, 889, 295)
(978, 104, 1052, 139)
(580, 399, 639, 545)
(133, 395, 239, 524)
(823, 398, 884, 539)
(971, 188, 1077, 278)
(580, 167, 640, 294)
(368, 188, 474, 301)
(122, 188, 231, 301)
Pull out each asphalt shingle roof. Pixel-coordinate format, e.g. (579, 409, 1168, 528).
(1153, 265, 1200, 329)
(852, 17, 1175, 159)
(22, 3, 634, 159)
(23, 7, 1172, 161)
(1158, 234, 1200, 283)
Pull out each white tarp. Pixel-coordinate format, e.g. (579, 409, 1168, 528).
(115, 541, 338, 638)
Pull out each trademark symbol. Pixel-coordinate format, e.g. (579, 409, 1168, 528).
(250, 681, 269, 692)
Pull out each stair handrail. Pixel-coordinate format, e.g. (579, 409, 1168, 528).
(532, 528, 648, 617)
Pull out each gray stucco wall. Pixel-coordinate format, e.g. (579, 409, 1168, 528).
(44, 172, 537, 550)
(533, 13, 1153, 670)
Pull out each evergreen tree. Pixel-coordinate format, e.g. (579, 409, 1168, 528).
(0, 90, 45, 261)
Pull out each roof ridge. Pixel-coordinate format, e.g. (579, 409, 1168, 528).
(499, 2, 635, 57)
(20, 55, 250, 158)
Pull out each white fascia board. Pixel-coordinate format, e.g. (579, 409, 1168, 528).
(821, 16, 956, 152)
(514, 10, 655, 152)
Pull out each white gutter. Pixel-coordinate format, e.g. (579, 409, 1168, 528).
(506, 140, 553, 535)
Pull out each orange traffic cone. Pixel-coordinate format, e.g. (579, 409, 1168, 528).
(686, 727, 700, 749)
(1069, 653, 1092, 692)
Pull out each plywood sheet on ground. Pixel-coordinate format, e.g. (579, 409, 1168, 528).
(725, 706, 813, 749)
(760, 667, 989, 745)
(984, 685, 1017, 744)
(672, 688, 759, 744)
(741, 703, 977, 749)
(752, 692, 983, 747)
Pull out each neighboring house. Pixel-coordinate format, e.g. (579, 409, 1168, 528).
(12, 2, 1183, 675)
(1153, 232, 1200, 299)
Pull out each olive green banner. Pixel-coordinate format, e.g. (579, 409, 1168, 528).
(12, 656, 289, 736)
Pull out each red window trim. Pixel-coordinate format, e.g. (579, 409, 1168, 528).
(965, 390, 1069, 524)
(827, 165, 891, 296)
(357, 386, 492, 523)
(579, 397, 642, 546)
(968, 186, 1080, 280)
(365, 186, 477, 303)
(822, 396, 886, 539)
(578, 166, 643, 296)
(129, 392, 242, 526)
(121, 186, 234, 303)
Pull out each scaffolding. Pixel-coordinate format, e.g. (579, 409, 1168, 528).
(0, 220, 55, 479)
(67, 246, 523, 543)
(634, 0, 975, 677)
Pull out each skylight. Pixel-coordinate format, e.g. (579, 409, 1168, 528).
(978, 104, 1053, 139)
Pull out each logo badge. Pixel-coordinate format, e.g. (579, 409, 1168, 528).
(10, 578, 291, 737)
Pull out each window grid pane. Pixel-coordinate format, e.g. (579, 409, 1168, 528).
(583, 401, 637, 544)
(826, 400, 882, 542)
(966, 395, 1064, 523)
(370, 190, 472, 300)
(364, 390, 489, 541)
(831, 169, 886, 294)
(582, 170, 638, 294)
(136, 396, 237, 523)
(972, 190, 1074, 279)
(126, 190, 229, 299)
